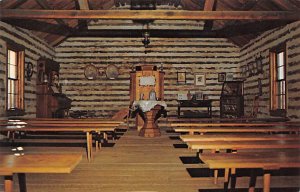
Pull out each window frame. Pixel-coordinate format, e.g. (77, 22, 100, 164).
(269, 43, 287, 117)
(6, 41, 25, 116)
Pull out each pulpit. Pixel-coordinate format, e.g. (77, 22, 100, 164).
(129, 65, 165, 137)
(132, 101, 167, 137)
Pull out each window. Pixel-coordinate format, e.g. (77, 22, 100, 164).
(6, 42, 25, 114)
(270, 44, 286, 116)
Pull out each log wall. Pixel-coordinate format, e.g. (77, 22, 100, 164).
(55, 37, 240, 118)
(0, 21, 55, 117)
(240, 21, 300, 119)
(2, 20, 298, 120)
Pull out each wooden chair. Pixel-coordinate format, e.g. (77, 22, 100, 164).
(242, 95, 260, 120)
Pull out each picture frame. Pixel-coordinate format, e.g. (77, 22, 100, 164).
(195, 92, 203, 100)
(177, 72, 186, 84)
(194, 73, 206, 86)
(226, 73, 234, 81)
(218, 72, 226, 82)
(177, 93, 188, 100)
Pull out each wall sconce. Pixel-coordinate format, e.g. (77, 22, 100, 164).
(142, 23, 150, 54)
(142, 31, 150, 48)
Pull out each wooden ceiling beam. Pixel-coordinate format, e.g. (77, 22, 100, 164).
(2, 19, 72, 35)
(35, 0, 68, 27)
(78, 0, 90, 10)
(71, 29, 221, 38)
(203, 0, 216, 31)
(271, 0, 300, 11)
(76, 0, 90, 29)
(2, 0, 27, 9)
(1, 9, 299, 20)
(219, 20, 291, 37)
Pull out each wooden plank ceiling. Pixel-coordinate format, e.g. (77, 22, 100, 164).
(0, 0, 299, 47)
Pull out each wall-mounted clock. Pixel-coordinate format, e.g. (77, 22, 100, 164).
(84, 64, 98, 80)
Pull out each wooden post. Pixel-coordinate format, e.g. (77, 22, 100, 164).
(4, 175, 13, 192)
(86, 132, 91, 162)
(263, 172, 271, 192)
(18, 173, 26, 192)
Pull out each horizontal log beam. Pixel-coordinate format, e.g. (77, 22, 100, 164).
(2, 19, 72, 35)
(1, 9, 299, 20)
(71, 29, 222, 38)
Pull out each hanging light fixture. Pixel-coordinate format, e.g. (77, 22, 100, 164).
(142, 23, 150, 48)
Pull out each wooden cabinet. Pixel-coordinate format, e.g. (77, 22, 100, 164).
(220, 81, 244, 118)
(36, 58, 71, 118)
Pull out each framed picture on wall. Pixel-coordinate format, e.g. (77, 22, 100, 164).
(226, 73, 234, 81)
(177, 72, 186, 84)
(218, 73, 226, 82)
(195, 92, 203, 100)
(195, 73, 206, 86)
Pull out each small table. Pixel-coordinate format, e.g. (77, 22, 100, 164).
(178, 100, 212, 118)
(132, 101, 167, 137)
(0, 154, 82, 192)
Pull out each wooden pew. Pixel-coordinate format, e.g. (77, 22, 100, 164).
(0, 154, 82, 192)
(174, 126, 300, 135)
(0, 119, 124, 154)
(0, 119, 124, 124)
(199, 151, 300, 192)
(0, 124, 116, 162)
(167, 117, 290, 123)
(180, 133, 300, 142)
(187, 140, 300, 151)
(170, 122, 295, 127)
(186, 139, 300, 186)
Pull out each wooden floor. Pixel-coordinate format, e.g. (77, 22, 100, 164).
(0, 126, 300, 192)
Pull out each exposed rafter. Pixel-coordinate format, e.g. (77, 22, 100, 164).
(78, 0, 90, 10)
(223, 0, 259, 29)
(203, 0, 216, 31)
(2, 19, 72, 35)
(219, 20, 292, 37)
(271, 0, 300, 10)
(35, 0, 67, 27)
(1, 9, 299, 20)
(75, 0, 90, 29)
(1, 0, 27, 9)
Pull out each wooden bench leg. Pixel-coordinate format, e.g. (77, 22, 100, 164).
(86, 132, 91, 162)
(103, 132, 107, 141)
(224, 168, 230, 190)
(263, 172, 271, 192)
(230, 168, 237, 190)
(18, 173, 27, 192)
(212, 149, 219, 184)
(89, 132, 93, 160)
(4, 175, 13, 192)
(248, 169, 257, 192)
(214, 170, 218, 184)
(95, 131, 100, 152)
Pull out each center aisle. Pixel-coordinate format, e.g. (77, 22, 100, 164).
(89, 128, 205, 192)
